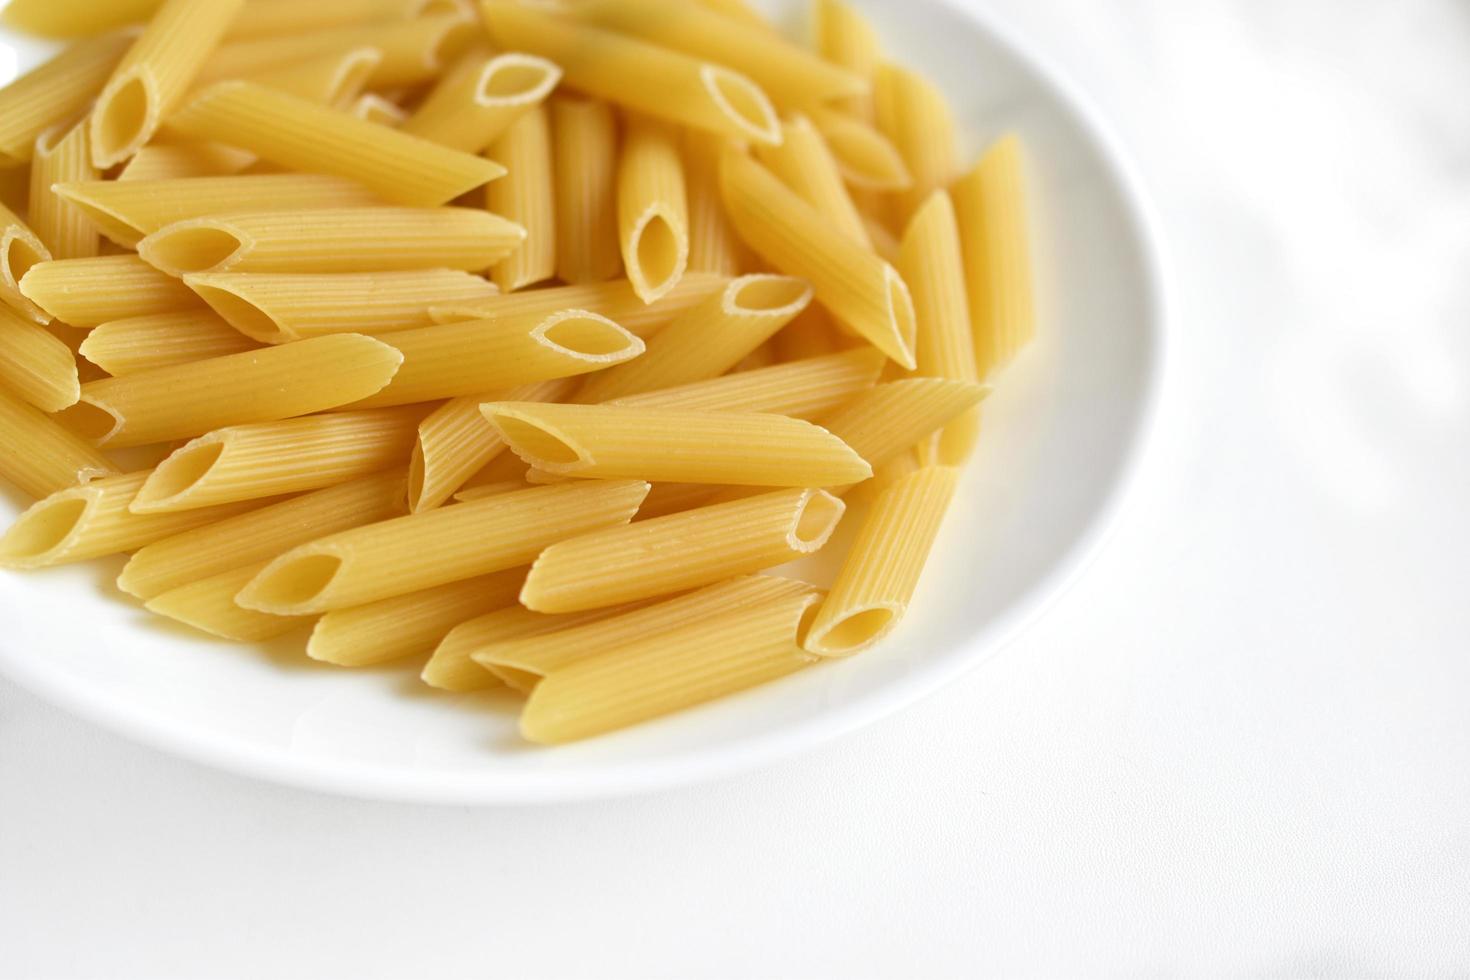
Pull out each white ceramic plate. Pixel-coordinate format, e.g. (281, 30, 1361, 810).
(0, 0, 1167, 804)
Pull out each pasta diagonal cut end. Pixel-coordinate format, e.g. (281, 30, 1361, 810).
(626, 206, 689, 305)
(140, 220, 249, 276)
(128, 438, 226, 513)
(788, 489, 846, 553)
(724, 274, 813, 319)
(183, 273, 291, 343)
(476, 53, 563, 107)
(700, 64, 781, 147)
(53, 396, 124, 447)
(881, 262, 919, 370)
(530, 310, 645, 364)
(236, 548, 347, 614)
(90, 66, 160, 169)
(481, 404, 590, 470)
(0, 489, 96, 569)
(3, 228, 53, 322)
(803, 601, 902, 657)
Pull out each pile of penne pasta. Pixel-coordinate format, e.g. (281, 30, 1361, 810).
(0, 0, 1033, 744)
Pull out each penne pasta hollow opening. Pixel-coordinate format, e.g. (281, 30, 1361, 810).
(884, 263, 920, 370)
(533, 310, 645, 361)
(91, 70, 156, 168)
(184, 278, 287, 343)
(483, 409, 585, 466)
(242, 552, 344, 609)
(325, 48, 382, 105)
(628, 209, 686, 303)
(477, 54, 562, 107)
(790, 489, 846, 553)
(55, 398, 123, 445)
(700, 65, 781, 147)
(728, 274, 813, 318)
(131, 441, 225, 510)
(407, 444, 429, 510)
(806, 604, 898, 656)
(3, 230, 47, 293)
(0, 496, 89, 566)
(140, 223, 247, 275)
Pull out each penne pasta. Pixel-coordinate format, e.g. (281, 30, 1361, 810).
(2, 0, 160, 38)
(755, 115, 870, 247)
(402, 49, 563, 154)
(518, 589, 822, 743)
(349, 94, 409, 128)
(814, 0, 883, 120)
(55, 333, 404, 448)
(482, 1, 780, 146)
(89, 0, 247, 168)
(29, 123, 100, 261)
(771, 305, 842, 362)
(119, 471, 408, 599)
(146, 562, 309, 641)
(1, 202, 52, 324)
(237, 480, 650, 615)
(19, 255, 201, 327)
(0, 31, 136, 168)
(520, 487, 844, 612)
(168, 82, 506, 207)
(576, 274, 812, 402)
(308, 568, 527, 667)
(818, 377, 989, 470)
(551, 97, 622, 284)
(874, 64, 958, 221)
(223, 0, 425, 41)
(862, 211, 901, 264)
(617, 117, 690, 304)
(115, 142, 255, 182)
(427, 273, 724, 335)
(0, 386, 116, 500)
(804, 466, 958, 655)
(486, 105, 556, 292)
(683, 130, 746, 277)
(612, 347, 885, 418)
(805, 106, 911, 192)
(0, 305, 81, 413)
(484, 402, 872, 486)
(423, 605, 618, 692)
(78, 311, 262, 376)
(720, 152, 917, 368)
(184, 268, 497, 344)
(248, 47, 382, 106)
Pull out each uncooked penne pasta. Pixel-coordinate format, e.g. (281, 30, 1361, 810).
(691, 0, 769, 28)
(0, 31, 136, 168)
(403, 49, 562, 153)
(819, 377, 989, 469)
(806, 106, 911, 192)
(248, 47, 382, 106)
(486, 106, 556, 292)
(131, 408, 422, 512)
(55, 334, 403, 448)
(423, 605, 616, 692)
(805, 466, 958, 655)
(518, 589, 822, 743)
(576, 274, 811, 402)
(951, 135, 1035, 377)
(755, 115, 869, 247)
(618, 117, 689, 304)
(54, 174, 383, 249)
(1, 202, 52, 324)
(862, 212, 901, 264)
(484, 402, 871, 486)
(482, 2, 780, 146)
(0, 386, 116, 499)
(427, 273, 724, 335)
(683, 130, 745, 277)
(721, 152, 917, 368)
(520, 488, 844, 612)
(350, 310, 642, 408)
(814, 0, 883, 120)
(551, 97, 622, 284)
(78, 311, 262, 376)
(19, 255, 201, 327)
(2, 0, 159, 38)
(308, 567, 527, 667)
(29, 123, 99, 260)
(184, 269, 497, 344)
(89, 0, 246, 168)
(0, 305, 80, 413)
(874, 64, 958, 221)
(168, 82, 506, 207)
(238, 480, 649, 615)
(146, 562, 310, 641)
(349, 94, 409, 127)
(115, 142, 256, 182)
(612, 348, 885, 418)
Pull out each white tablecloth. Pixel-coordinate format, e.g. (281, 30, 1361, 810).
(3, 1, 1468, 975)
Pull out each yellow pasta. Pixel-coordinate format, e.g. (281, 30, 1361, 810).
(0, 305, 80, 413)
(862, 211, 901, 264)
(115, 142, 257, 182)
(520, 488, 844, 612)
(874, 64, 958, 221)
(804, 466, 958, 655)
(0, 31, 136, 168)
(168, 82, 506, 207)
(576, 274, 812, 402)
(131, 408, 423, 513)
(755, 115, 869, 247)
(428, 273, 725, 335)
(145, 561, 308, 642)
(720, 152, 917, 368)
(551, 97, 622, 284)
(0, 386, 116, 500)
(55, 333, 404, 449)
(349, 94, 409, 128)
(618, 117, 689, 304)
(308, 568, 527, 667)
(819, 377, 989, 470)
(951, 135, 1035, 377)
(482, 2, 780, 146)
(1, 201, 52, 325)
(691, 0, 769, 28)
(518, 589, 822, 744)
(805, 106, 911, 192)
(119, 471, 407, 601)
(237, 480, 649, 615)
(184, 268, 497, 344)
(89, 0, 246, 168)
(248, 47, 382, 106)
(2, 0, 160, 37)
(486, 105, 556, 292)
(78, 311, 262, 376)
(771, 304, 841, 362)
(611, 347, 885, 418)
(403, 49, 563, 153)
(53, 174, 383, 249)
(423, 605, 618, 692)
(29, 123, 99, 261)
(19, 255, 201, 327)
(224, 0, 426, 42)
(814, 0, 883, 120)
(683, 130, 745, 277)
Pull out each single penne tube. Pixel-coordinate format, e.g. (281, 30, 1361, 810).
(118, 471, 408, 599)
(410, 378, 573, 512)
(248, 47, 382, 106)
(0, 30, 136, 168)
(56, 334, 404, 449)
(804, 466, 959, 656)
(617, 116, 689, 304)
(0, 470, 267, 570)
(814, 0, 882, 120)
(115, 142, 256, 182)
(29, 122, 99, 260)
(184, 269, 498, 344)
(0, 305, 80, 413)
(89, 0, 246, 168)
(130, 408, 422, 513)
(146, 562, 309, 642)
(349, 94, 409, 127)
(576, 274, 812, 402)
(482, 1, 780, 146)
(350, 310, 642, 408)
(223, 0, 424, 41)
(423, 605, 618, 692)
(551, 97, 622, 284)
(477, 575, 811, 692)
(755, 115, 870, 246)
(874, 64, 958, 220)
(55, 175, 383, 250)
(805, 106, 911, 192)
(682, 129, 745, 277)
(0, 386, 116, 500)
(951, 135, 1036, 377)
(1, 202, 53, 324)
(168, 82, 506, 207)
(483, 402, 872, 486)
(518, 589, 822, 744)
(402, 49, 563, 153)
(520, 488, 844, 612)
(78, 311, 262, 376)
(611, 347, 885, 418)
(19, 255, 201, 327)
(819, 377, 989, 469)
(238, 480, 650, 615)
(308, 567, 526, 667)
(486, 105, 556, 292)
(427, 273, 724, 335)
(574, 0, 866, 107)
(720, 152, 917, 369)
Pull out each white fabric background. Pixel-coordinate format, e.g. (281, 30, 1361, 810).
(3, 1, 1469, 976)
